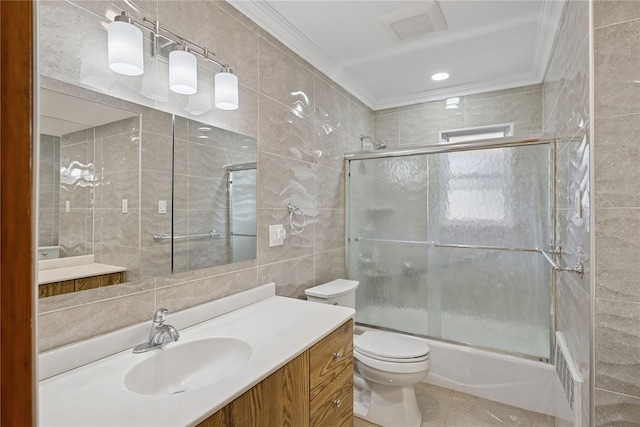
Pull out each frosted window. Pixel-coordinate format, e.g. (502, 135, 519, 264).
(440, 123, 513, 143)
(444, 149, 511, 223)
(447, 189, 505, 221)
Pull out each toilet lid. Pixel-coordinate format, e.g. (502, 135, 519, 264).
(355, 331, 430, 361)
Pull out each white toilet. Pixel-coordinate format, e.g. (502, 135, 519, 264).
(305, 279, 431, 427)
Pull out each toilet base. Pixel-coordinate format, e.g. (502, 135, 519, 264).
(353, 382, 422, 427)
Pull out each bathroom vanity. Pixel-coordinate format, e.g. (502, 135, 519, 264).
(200, 319, 353, 427)
(39, 284, 354, 426)
(38, 255, 126, 298)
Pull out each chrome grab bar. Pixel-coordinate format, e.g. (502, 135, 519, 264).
(353, 237, 587, 278)
(153, 229, 221, 242)
(434, 243, 541, 253)
(353, 237, 431, 245)
(229, 233, 257, 237)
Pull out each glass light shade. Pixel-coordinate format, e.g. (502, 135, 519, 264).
(107, 21, 144, 76)
(169, 50, 198, 95)
(215, 71, 239, 110)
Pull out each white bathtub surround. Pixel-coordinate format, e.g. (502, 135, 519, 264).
(39, 284, 354, 426)
(423, 338, 573, 421)
(37, 254, 126, 285)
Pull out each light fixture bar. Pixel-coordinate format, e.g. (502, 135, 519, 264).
(126, 15, 229, 70)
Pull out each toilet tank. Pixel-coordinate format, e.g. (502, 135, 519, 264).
(305, 279, 359, 308)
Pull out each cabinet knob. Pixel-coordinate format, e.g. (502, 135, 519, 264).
(333, 399, 342, 408)
(332, 351, 342, 360)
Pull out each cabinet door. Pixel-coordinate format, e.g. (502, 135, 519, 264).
(310, 359, 353, 427)
(309, 319, 353, 399)
(227, 351, 309, 427)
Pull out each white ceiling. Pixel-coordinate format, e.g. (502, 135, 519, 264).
(228, 0, 566, 110)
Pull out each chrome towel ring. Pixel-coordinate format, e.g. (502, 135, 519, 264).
(288, 203, 306, 234)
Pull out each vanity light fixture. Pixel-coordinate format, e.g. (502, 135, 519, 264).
(107, 12, 144, 76)
(107, 10, 239, 108)
(431, 72, 449, 81)
(215, 66, 239, 110)
(169, 43, 197, 95)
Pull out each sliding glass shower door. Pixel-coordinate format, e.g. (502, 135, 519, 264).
(347, 143, 552, 359)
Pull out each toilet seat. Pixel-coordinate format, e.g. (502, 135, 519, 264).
(354, 349, 431, 374)
(355, 331, 430, 362)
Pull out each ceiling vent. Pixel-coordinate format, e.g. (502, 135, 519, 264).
(379, 1, 447, 42)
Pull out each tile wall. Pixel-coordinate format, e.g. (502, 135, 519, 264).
(593, 1, 640, 424)
(373, 84, 543, 147)
(542, 0, 592, 425)
(37, 0, 372, 352)
(38, 134, 60, 248)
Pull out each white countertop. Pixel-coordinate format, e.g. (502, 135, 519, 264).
(38, 255, 126, 285)
(39, 295, 354, 426)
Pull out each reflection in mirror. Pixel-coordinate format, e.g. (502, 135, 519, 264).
(171, 116, 257, 274)
(39, 88, 139, 260)
(37, 84, 257, 300)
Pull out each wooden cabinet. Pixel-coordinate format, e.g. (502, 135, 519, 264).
(198, 319, 354, 427)
(38, 271, 125, 298)
(309, 319, 353, 427)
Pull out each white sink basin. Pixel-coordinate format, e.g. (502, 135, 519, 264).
(125, 337, 252, 396)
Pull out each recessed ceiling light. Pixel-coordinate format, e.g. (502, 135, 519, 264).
(431, 72, 449, 81)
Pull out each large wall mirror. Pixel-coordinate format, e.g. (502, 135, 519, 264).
(38, 83, 257, 299)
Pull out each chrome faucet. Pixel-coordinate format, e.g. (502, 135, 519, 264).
(133, 308, 180, 353)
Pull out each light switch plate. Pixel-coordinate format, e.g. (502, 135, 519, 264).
(269, 224, 285, 247)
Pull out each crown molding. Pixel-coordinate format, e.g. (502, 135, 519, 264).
(227, 0, 376, 108)
(373, 71, 542, 110)
(227, 0, 566, 111)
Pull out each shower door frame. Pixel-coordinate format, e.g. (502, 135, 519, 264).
(344, 133, 557, 363)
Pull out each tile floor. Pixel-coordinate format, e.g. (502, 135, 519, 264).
(353, 383, 556, 427)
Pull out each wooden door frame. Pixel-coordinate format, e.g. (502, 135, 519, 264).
(0, 0, 36, 425)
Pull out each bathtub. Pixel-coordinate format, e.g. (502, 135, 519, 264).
(354, 325, 573, 420)
(423, 338, 573, 419)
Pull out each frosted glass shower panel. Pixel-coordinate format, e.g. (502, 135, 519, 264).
(347, 143, 552, 359)
(348, 156, 430, 335)
(428, 144, 551, 358)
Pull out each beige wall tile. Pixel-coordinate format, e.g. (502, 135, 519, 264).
(259, 37, 315, 112)
(155, 267, 257, 312)
(315, 77, 350, 135)
(258, 94, 315, 163)
(399, 103, 464, 145)
(464, 90, 543, 133)
(596, 298, 640, 397)
(595, 208, 640, 302)
(594, 115, 640, 208)
(256, 208, 314, 266)
(258, 151, 316, 210)
(257, 256, 315, 298)
(38, 290, 155, 352)
(595, 388, 640, 426)
(373, 112, 399, 149)
(314, 120, 349, 170)
(594, 19, 640, 118)
(594, 0, 640, 29)
(314, 248, 346, 287)
(315, 209, 345, 253)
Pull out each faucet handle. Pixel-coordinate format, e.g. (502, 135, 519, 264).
(153, 308, 169, 323)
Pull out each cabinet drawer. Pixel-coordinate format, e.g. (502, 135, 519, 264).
(310, 319, 353, 399)
(310, 363, 353, 427)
